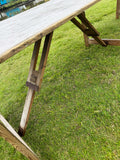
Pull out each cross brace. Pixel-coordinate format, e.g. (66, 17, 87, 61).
(18, 32, 53, 136)
(71, 12, 107, 47)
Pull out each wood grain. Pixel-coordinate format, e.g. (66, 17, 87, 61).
(0, 114, 39, 160)
(0, 0, 100, 63)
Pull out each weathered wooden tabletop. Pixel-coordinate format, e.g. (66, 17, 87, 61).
(0, 0, 100, 63)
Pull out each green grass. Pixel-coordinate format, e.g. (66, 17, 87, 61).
(0, 0, 120, 159)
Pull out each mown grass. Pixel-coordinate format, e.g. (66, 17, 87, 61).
(0, 0, 120, 159)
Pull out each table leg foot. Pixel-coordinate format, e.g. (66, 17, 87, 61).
(18, 126, 25, 137)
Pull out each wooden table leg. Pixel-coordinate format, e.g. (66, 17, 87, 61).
(18, 89, 35, 136)
(81, 12, 89, 47)
(71, 12, 107, 47)
(116, 0, 120, 19)
(18, 32, 53, 137)
(0, 114, 39, 160)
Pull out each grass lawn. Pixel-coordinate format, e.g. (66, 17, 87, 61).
(0, 0, 120, 159)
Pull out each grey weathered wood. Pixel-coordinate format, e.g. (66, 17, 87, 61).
(0, 0, 100, 63)
(0, 114, 39, 160)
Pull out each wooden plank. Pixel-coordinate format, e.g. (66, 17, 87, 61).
(89, 39, 120, 46)
(0, 114, 39, 160)
(0, 0, 100, 63)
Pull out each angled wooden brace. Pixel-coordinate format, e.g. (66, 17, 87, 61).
(0, 114, 39, 160)
(71, 12, 107, 47)
(18, 32, 53, 137)
(116, 0, 120, 19)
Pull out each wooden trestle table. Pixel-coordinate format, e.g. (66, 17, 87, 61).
(0, 0, 119, 159)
